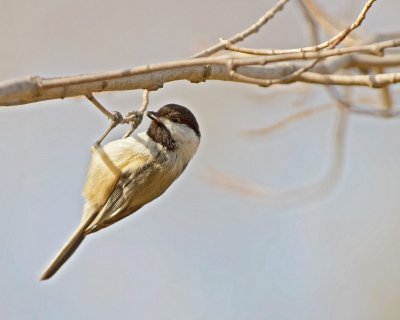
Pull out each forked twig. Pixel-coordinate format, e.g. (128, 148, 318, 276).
(243, 104, 330, 136)
(225, 0, 376, 56)
(227, 0, 377, 87)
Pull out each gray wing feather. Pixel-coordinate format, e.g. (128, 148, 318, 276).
(85, 162, 155, 233)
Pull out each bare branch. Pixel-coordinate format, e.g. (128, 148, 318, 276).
(2, 47, 400, 106)
(192, 0, 290, 58)
(298, 71, 400, 88)
(226, 0, 382, 88)
(226, 0, 376, 55)
(0, 0, 397, 112)
(230, 39, 400, 64)
(1, 0, 399, 204)
(329, 0, 375, 47)
(227, 65, 400, 89)
(302, 0, 363, 43)
(338, 53, 400, 68)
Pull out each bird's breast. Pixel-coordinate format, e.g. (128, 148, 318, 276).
(83, 133, 190, 211)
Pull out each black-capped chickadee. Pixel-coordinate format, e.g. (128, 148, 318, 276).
(40, 104, 200, 280)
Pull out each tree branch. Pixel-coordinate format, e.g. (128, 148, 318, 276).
(226, 0, 376, 55)
(2, 48, 400, 106)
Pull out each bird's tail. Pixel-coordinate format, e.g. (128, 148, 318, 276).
(40, 211, 97, 281)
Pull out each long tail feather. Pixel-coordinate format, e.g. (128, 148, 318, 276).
(40, 211, 97, 281)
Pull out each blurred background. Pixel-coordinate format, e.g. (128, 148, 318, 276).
(1, 0, 400, 319)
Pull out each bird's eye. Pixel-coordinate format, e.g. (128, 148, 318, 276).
(171, 117, 180, 123)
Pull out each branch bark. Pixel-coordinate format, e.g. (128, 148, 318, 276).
(0, 0, 399, 109)
(2, 50, 400, 106)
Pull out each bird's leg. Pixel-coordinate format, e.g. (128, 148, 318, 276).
(90, 110, 123, 176)
(85, 93, 124, 145)
(86, 90, 149, 142)
(123, 90, 150, 138)
(86, 93, 115, 119)
(123, 111, 143, 138)
(95, 111, 123, 145)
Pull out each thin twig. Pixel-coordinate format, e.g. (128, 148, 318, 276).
(226, 0, 376, 55)
(230, 39, 400, 64)
(192, 0, 290, 58)
(302, 0, 363, 43)
(228, 0, 377, 87)
(330, 0, 376, 47)
(228, 66, 400, 88)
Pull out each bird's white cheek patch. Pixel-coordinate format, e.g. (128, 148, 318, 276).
(162, 119, 200, 164)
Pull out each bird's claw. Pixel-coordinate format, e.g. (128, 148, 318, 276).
(126, 111, 143, 123)
(110, 111, 123, 125)
(122, 111, 144, 138)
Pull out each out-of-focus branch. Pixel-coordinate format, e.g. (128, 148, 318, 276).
(206, 105, 349, 202)
(242, 104, 330, 136)
(297, 0, 320, 46)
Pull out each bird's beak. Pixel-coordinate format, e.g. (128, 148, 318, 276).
(147, 111, 161, 123)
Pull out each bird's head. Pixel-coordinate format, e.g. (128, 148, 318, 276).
(147, 104, 200, 151)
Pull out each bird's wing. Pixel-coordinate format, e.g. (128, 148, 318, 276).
(84, 161, 157, 234)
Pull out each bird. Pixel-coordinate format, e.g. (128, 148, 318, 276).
(40, 103, 200, 280)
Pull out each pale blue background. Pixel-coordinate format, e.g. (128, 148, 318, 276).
(1, 0, 400, 319)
